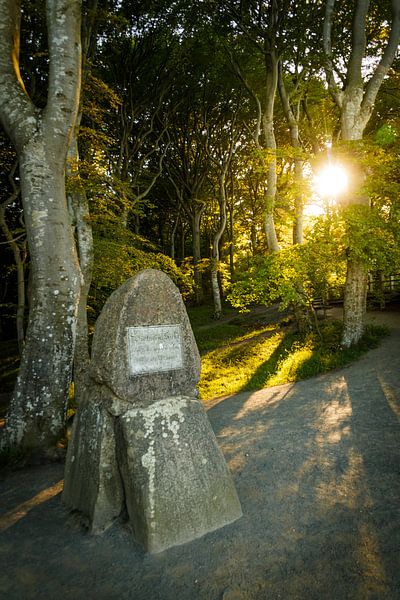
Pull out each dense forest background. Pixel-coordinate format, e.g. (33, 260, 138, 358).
(0, 0, 399, 452)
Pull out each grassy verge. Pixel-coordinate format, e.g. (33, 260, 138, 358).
(0, 309, 389, 408)
(189, 307, 388, 402)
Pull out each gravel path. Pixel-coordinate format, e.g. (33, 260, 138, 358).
(1, 308, 399, 599)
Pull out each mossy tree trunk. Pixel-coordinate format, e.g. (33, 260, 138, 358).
(0, 0, 82, 452)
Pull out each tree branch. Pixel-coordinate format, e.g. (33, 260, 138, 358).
(361, 0, 400, 123)
(226, 44, 262, 148)
(44, 0, 82, 150)
(278, 61, 299, 146)
(323, 0, 343, 108)
(134, 134, 171, 203)
(221, 1, 265, 53)
(348, 0, 370, 86)
(0, 0, 37, 150)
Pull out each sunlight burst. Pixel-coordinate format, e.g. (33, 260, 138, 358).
(314, 164, 349, 199)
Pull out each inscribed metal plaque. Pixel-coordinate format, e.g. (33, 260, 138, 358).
(127, 325, 183, 375)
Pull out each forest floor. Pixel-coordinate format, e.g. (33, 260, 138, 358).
(1, 306, 400, 599)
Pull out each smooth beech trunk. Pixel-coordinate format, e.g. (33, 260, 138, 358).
(6, 146, 81, 449)
(278, 64, 304, 245)
(192, 208, 204, 305)
(262, 53, 280, 254)
(211, 197, 227, 320)
(0, 0, 82, 451)
(263, 134, 279, 252)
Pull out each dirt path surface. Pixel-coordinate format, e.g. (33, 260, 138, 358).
(1, 309, 400, 600)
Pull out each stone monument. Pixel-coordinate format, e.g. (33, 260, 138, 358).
(63, 269, 242, 553)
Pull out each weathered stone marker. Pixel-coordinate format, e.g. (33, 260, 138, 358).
(63, 269, 242, 553)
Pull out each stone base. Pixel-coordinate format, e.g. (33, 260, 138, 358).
(62, 389, 124, 533)
(117, 395, 242, 552)
(63, 394, 242, 552)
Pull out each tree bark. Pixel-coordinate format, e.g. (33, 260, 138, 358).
(0, 0, 82, 452)
(278, 62, 304, 245)
(341, 257, 368, 348)
(67, 131, 93, 396)
(228, 206, 235, 279)
(170, 205, 181, 260)
(192, 206, 204, 305)
(211, 184, 227, 319)
(6, 144, 81, 449)
(262, 49, 280, 253)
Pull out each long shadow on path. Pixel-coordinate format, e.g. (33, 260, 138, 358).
(0, 312, 399, 599)
(204, 313, 400, 599)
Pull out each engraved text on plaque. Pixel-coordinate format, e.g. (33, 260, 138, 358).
(127, 325, 183, 375)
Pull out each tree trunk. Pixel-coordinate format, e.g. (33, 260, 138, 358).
(170, 207, 180, 260)
(292, 157, 304, 245)
(210, 267, 221, 318)
(340, 105, 369, 346)
(342, 257, 368, 348)
(70, 189, 92, 397)
(192, 207, 204, 305)
(229, 204, 234, 280)
(180, 219, 186, 263)
(4, 141, 81, 450)
(262, 50, 280, 253)
(211, 200, 227, 319)
(292, 302, 313, 334)
(67, 131, 93, 397)
(278, 63, 304, 245)
(0, 0, 82, 453)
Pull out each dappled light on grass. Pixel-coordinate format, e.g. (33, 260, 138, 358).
(266, 344, 314, 387)
(194, 322, 276, 354)
(199, 331, 284, 400)
(196, 315, 388, 403)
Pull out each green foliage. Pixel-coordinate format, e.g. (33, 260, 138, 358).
(375, 124, 397, 145)
(90, 223, 193, 318)
(341, 204, 398, 268)
(228, 236, 346, 313)
(332, 137, 400, 270)
(192, 307, 388, 401)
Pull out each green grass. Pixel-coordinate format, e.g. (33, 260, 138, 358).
(189, 307, 388, 402)
(0, 310, 389, 409)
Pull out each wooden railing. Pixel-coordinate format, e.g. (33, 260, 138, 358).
(312, 274, 400, 312)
